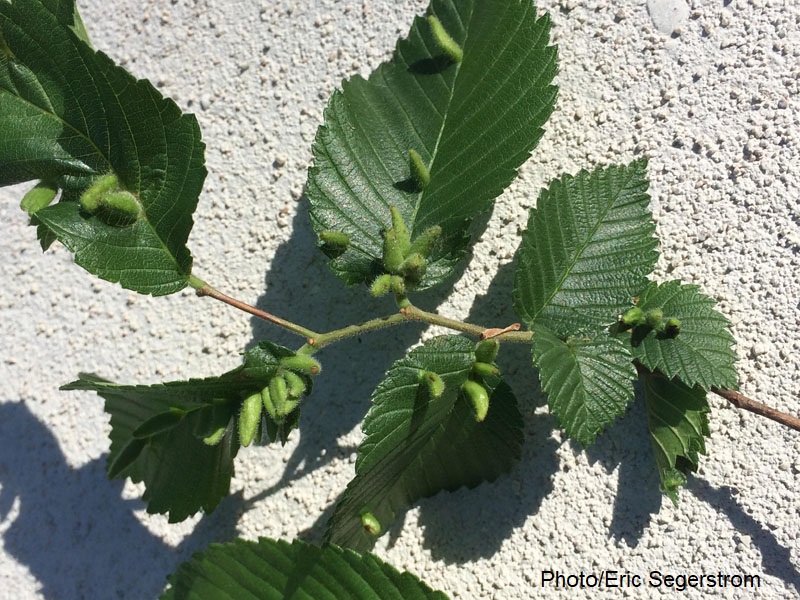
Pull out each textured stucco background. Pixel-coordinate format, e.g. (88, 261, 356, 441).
(1, 0, 799, 598)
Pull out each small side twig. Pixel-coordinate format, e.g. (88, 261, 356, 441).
(191, 278, 318, 342)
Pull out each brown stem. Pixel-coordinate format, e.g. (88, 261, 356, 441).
(192, 278, 799, 433)
(635, 362, 799, 432)
(712, 387, 800, 432)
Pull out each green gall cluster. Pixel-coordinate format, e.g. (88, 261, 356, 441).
(373, 206, 442, 294)
(370, 274, 406, 297)
(428, 14, 463, 63)
(619, 306, 682, 337)
(235, 354, 321, 445)
(462, 340, 502, 422)
(79, 173, 143, 226)
(79, 174, 118, 212)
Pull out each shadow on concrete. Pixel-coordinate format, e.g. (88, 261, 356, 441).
(415, 258, 560, 563)
(688, 478, 800, 594)
(0, 401, 242, 599)
(583, 386, 664, 546)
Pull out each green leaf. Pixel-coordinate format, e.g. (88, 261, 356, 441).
(533, 327, 637, 446)
(0, 0, 205, 295)
(307, 0, 557, 288)
(619, 280, 738, 391)
(513, 161, 658, 338)
(327, 335, 523, 552)
(642, 370, 710, 505)
(161, 537, 449, 600)
(60, 342, 298, 522)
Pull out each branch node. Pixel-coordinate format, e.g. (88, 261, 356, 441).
(480, 323, 521, 340)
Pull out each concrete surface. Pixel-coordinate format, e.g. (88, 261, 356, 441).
(1, 0, 798, 598)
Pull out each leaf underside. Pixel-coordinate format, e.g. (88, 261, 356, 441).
(642, 370, 710, 505)
(0, 0, 205, 295)
(327, 335, 523, 552)
(307, 0, 557, 288)
(621, 280, 738, 391)
(513, 160, 658, 338)
(161, 538, 449, 600)
(60, 342, 296, 522)
(533, 326, 637, 447)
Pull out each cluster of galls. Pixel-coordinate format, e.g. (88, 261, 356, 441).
(619, 306, 681, 338)
(78, 173, 143, 227)
(216, 354, 321, 448)
(416, 338, 500, 425)
(371, 206, 442, 296)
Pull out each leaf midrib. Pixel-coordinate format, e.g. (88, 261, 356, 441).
(532, 168, 639, 325)
(409, 1, 473, 228)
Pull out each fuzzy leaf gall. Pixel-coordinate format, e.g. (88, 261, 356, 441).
(79, 174, 119, 212)
(319, 230, 350, 248)
(645, 308, 664, 329)
(472, 361, 499, 378)
(370, 273, 393, 297)
(361, 512, 382, 536)
(261, 386, 277, 422)
(382, 228, 406, 273)
(202, 426, 227, 447)
(419, 370, 445, 398)
(621, 306, 645, 327)
(407, 225, 442, 259)
(280, 354, 322, 375)
(474, 339, 499, 364)
(239, 392, 263, 447)
(283, 370, 307, 398)
(462, 380, 490, 422)
(20, 182, 58, 215)
(399, 252, 427, 281)
(408, 148, 430, 190)
(427, 14, 463, 63)
(389, 205, 411, 255)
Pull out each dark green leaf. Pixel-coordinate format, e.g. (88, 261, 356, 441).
(0, 0, 205, 295)
(161, 537, 449, 600)
(327, 335, 523, 552)
(132, 409, 186, 439)
(642, 370, 710, 505)
(533, 326, 636, 446)
(60, 341, 298, 522)
(307, 0, 557, 288)
(619, 280, 738, 391)
(513, 161, 658, 338)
